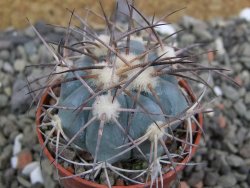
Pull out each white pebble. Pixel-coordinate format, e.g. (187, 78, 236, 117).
(213, 86, 223, 96)
(11, 156, 18, 169)
(22, 161, 39, 176)
(155, 21, 177, 38)
(239, 8, 250, 21)
(215, 37, 225, 55)
(30, 166, 44, 184)
(13, 134, 23, 155)
(206, 108, 214, 117)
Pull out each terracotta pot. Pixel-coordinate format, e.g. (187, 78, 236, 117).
(36, 79, 203, 188)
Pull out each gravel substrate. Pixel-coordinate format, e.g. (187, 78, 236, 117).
(0, 15, 250, 188)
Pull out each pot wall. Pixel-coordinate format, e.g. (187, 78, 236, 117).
(36, 80, 203, 188)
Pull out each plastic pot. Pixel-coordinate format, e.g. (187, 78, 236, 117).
(36, 79, 203, 188)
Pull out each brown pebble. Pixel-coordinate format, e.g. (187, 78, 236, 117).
(179, 181, 190, 188)
(194, 181, 203, 188)
(234, 75, 243, 86)
(207, 51, 214, 62)
(216, 103, 224, 110)
(217, 114, 227, 128)
(115, 178, 125, 186)
(17, 150, 33, 170)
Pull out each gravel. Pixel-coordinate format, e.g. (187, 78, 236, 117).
(0, 10, 250, 188)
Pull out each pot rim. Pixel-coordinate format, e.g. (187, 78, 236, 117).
(36, 79, 203, 188)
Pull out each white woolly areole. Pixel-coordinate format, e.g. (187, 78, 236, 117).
(91, 34, 110, 57)
(91, 62, 120, 89)
(51, 60, 73, 82)
(146, 121, 165, 142)
(92, 94, 120, 121)
(115, 53, 139, 68)
(157, 45, 176, 59)
(128, 66, 158, 92)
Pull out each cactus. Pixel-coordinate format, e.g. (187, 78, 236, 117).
(30, 1, 227, 187)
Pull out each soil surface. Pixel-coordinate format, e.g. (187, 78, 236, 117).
(1, 0, 250, 29)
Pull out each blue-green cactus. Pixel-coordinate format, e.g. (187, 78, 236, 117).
(57, 36, 188, 164)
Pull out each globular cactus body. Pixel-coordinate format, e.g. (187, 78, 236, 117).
(58, 36, 188, 163)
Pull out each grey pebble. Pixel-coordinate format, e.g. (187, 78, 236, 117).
(226, 154, 244, 167)
(0, 145, 13, 170)
(21, 131, 37, 149)
(3, 122, 18, 138)
(3, 62, 14, 74)
(245, 92, 250, 104)
(239, 88, 246, 97)
(204, 171, 219, 186)
(38, 45, 53, 63)
(0, 50, 10, 61)
(3, 168, 15, 185)
(9, 130, 20, 141)
(239, 42, 250, 57)
(225, 125, 238, 144)
(240, 182, 249, 188)
(218, 173, 237, 187)
(233, 171, 247, 182)
(17, 175, 32, 187)
(232, 63, 243, 72)
(16, 45, 27, 60)
(181, 16, 207, 29)
(0, 132, 7, 148)
(10, 181, 18, 188)
(223, 140, 238, 153)
(30, 182, 44, 188)
(244, 111, 250, 121)
(222, 84, 239, 101)
(48, 141, 76, 161)
(10, 78, 32, 113)
(234, 99, 247, 117)
(0, 40, 12, 50)
(247, 173, 250, 185)
(14, 59, 27, 72)
(24, 41, 37, 56)
(0, 94, 8, 108)
(29, 54, 39, 64)
(180, 33, 196, 45)
(239, 140, 250, 158)
(0, 60, 3, 69)
(241, 70, 250, 85)
(99, 170, 115, 186)
(236, 126, 247, 147)
(187, 170, 204, 186)
(193, 27, 213, 41)
(24, 26, 36, 38)
(241, 57, 250, 68)
(41, 159, 54, 176)
(74, 164, 85, 175)
(42, 164, 58, 188)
